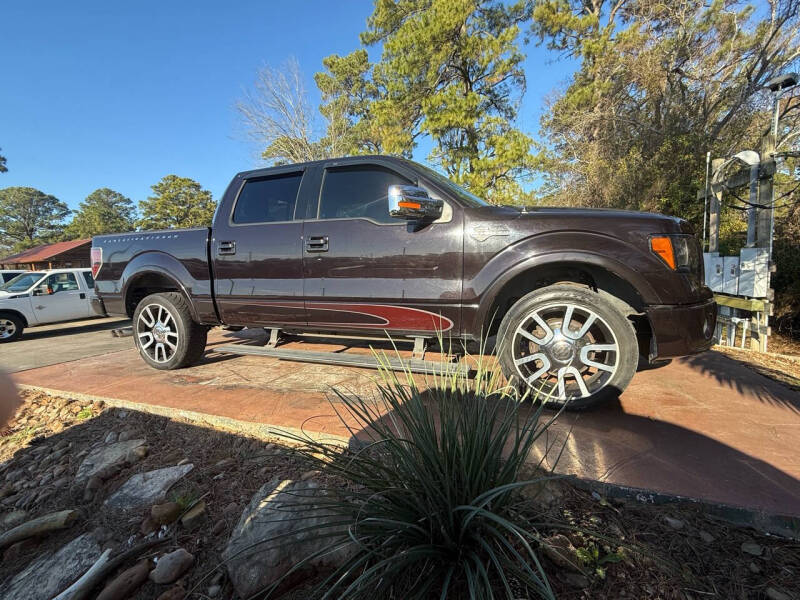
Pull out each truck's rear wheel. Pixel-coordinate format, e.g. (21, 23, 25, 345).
(497, 285, 638, 410)
(133, 292, 207, 370)
(0, 314, 24, 343)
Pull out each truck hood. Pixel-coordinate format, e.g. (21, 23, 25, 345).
(472, 204, 691, 235)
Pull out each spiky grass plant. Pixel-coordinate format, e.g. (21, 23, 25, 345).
(271, 345, 561, 599)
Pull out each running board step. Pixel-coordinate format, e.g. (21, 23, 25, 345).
(214, 345, 470, 377)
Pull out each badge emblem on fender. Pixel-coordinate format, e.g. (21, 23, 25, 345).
(469, 223, 510, 242)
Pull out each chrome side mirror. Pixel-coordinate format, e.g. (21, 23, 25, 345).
(388, 185, 443, 221)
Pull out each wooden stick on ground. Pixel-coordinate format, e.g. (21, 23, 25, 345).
(52, 549, 112, 600)
(0, 509, 78, 550)
(52, 538, 167, 600)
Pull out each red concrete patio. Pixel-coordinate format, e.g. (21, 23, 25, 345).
(11, 327, 800, 517)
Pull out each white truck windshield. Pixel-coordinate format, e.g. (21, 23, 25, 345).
(0, 272, 45, 293)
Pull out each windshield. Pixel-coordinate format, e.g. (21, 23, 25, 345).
(414, 164, 489, 207)
(0, 272, 45, 293)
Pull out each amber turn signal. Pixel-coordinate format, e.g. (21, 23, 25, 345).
(650, 236, 676, 270)
(398, 201, 422, 210)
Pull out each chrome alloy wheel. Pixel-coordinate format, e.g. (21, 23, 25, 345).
(511, 303, 619, 401)
(0, 318, 17, 340)
(136, 303, 179, 364)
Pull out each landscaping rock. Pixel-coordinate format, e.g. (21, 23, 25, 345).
(2, 538, 39, 562)
(0, 509, 27, 530)
(118, 430, 135, 442)
(150, 548, 195, 584)
(126, 446, 148, 462)
(208, 584, 221, 597)
(74, 439, 147, 484)
(223, 478, 354, 598)
(699, 530, 715, 543)
(152, 501, 182, 525)
(104, 431, 119, 444)
(766, 588, 791, 600)
(664, 516, 684, 530)
(96, 559, 151, 600)
(542, 534, 582, 572)
(741, 541, 763, 556)
(156, 585, 186, 600)
(105, 464, 193, 511)
(211, 519, 227, 536)
(181, 500, 206, 530)
(140, 516, 159, 536)
(0, 533, 101, 600)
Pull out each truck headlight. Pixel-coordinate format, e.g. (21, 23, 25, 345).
(650, 234, 699, 274)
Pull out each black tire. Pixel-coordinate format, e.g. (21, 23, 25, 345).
(132, 292, 207, 370)
(496, 284, 638, 410)
(0, 313, 24, 343)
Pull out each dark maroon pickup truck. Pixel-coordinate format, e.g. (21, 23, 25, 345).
(92, 155, 716, 408)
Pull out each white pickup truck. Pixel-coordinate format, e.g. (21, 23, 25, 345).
(0, 268, 104, 342)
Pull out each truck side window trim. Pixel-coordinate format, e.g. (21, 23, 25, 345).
(228, 170, 305, 227)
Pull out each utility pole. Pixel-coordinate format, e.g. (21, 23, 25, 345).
(708, 158, 724, 253)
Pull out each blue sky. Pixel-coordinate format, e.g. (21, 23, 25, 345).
(0, 0, 575, 212)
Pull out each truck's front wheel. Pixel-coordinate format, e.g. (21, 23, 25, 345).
(133, 292, 207, 370)
(497, 285, 638, 410)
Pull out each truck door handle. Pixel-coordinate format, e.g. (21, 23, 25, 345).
(218, 240, 236, 255)
(305, 236, 329, 253)
(80, 293, 86, 299)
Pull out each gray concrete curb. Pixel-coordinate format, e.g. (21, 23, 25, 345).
(570, 477, 800, 541)
(17, 384, 351, 448)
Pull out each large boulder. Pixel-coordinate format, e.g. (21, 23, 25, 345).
(105, 464, 193, 511)
(74, 439, 147, 484)
(223, 478, 353, 598)
(0, 533, 102, 600)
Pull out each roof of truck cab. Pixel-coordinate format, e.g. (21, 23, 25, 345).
(235, 155, 413, 179)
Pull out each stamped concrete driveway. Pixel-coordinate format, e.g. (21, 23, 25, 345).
(9, 326, 800, 517)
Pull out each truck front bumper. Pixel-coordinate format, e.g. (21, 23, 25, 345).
(646, 298, 717, 359)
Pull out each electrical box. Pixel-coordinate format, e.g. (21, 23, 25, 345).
(708, 255, 725, 292)
(738, 247, 769, 298)
(703, 252, 719, 288)
(723, 256, 740, 295)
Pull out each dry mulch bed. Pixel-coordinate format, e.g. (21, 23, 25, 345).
(1, 390, 799, 599)
(715, 344, 800, 392)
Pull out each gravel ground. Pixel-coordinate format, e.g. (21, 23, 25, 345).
(1, 390, 798, 599)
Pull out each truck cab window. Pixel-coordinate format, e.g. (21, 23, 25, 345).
(232, 172, 303, 224)
(319, 165, 412, 224)
(46, 273, 78, 293)
(82, 272, 95, 288)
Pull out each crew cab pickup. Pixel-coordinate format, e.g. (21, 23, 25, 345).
(0, 268, 102, 342)
(92, 155, 716, 408)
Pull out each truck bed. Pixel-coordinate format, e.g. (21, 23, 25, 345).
(92, 227, 214, 320)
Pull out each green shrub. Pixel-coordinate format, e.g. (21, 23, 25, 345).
(272, 350, 560, 599)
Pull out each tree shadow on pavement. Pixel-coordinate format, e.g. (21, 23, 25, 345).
(679, 350, 800, 413)
(348, 392, 800, 518)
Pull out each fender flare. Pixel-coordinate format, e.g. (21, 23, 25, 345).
(472, 250, 660, 335)
(120, 252, 200, 321)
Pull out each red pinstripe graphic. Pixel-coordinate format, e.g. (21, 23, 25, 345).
(221, 299, 453, 332)
(305, 303, 453, 332)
